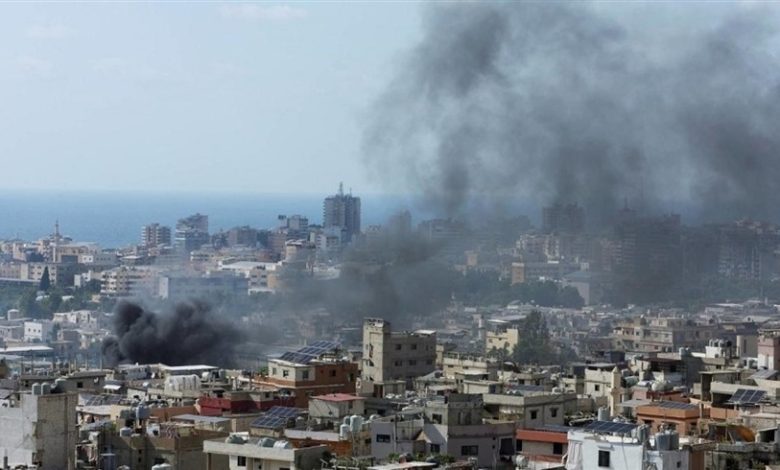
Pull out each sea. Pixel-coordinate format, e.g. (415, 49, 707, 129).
(0, 189, 418, 249)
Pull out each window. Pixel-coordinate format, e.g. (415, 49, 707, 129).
(394, 360, 403, 367)
(461, 445, 479, 456)
(432, 413, 443, 424)
(594, 384, 600, 392)
(376, 434, 391, 443)
(430, 444, 440, 454)
(530, 410, 538, 420)
(598, 450, 610, 467)
(282, 370, 289, 378)
(302, 371, 310, 380)
(411, 344, 417, 350)
(408, 360, 417, 366)
(553, 443, 563, 455)
(516, 440, 523, 452)
(237, 456, 247, 467)
(77, 382, 84, 389)
(395, 344, 402, 350)
(272, 368, 277, 375)
(426, 359, 433, 365)
(550, 407, 558, 418)
(330, 369, 337, 377)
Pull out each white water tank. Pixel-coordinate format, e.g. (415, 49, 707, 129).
(32, 383, 42, 395)
(273, 440, 292, 449)
(259, 437, 276, 447)
(339, 424, 351, 439)
(597, 406, 610, 421)
(119, 427, 133, 437)
(350, 415, 363, 432)
(151, 464, 173, 470)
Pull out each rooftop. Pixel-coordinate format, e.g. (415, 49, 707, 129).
(312, 393, 365, 403)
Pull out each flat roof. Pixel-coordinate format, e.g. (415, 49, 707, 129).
(0, 346, 53, 354)
(172, 414, 230, 424)
(312, 393, 365, 403)
(160, 365, 217, 372)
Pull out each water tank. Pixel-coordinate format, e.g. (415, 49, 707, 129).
(343, 416, 351, 425)
(350, 415, 363, 432)
(54, 378, 67, 392)
(151, 464, 173, 470)
(656, 430, 679, 451)
(339, 424, 351, 439)
(136, 404, 150, 420)
(32, 383, 42, 396)
(636, 425, 649, 445)
(201, 372, 211, 381)
(259, 437, 276, 447)
(119, 427, 133, 437)
(273, 440, 292, 449)
(369, 414, 381, 421)
(226, 434, 246, 444)
(295, 416, 306, 428)
(597, 406, 610, 422)
(6, 309, 19, 321)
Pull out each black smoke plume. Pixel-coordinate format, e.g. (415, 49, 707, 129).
(102, 300, 241, 367)
(363, 3, 780, 224)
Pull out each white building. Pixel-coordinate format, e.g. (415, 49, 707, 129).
(565, 426, 688, 470)
(203, 435, 329, 470)
(24, 320, 54, 342)
(0, 389, 78, 470)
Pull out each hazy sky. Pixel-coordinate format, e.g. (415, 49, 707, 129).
(0, 3, 421, 195)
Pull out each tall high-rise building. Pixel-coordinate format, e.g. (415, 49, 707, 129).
(141, 223, 171, 247)
(542, 203, 585, 234)
(174, 213, 210, 253)
(323, 183, 361, 243)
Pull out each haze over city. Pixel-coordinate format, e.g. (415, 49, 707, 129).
(1, 3, 780, 470)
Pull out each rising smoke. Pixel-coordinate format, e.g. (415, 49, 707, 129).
(363, 3, 780, 223)
(102, 300, 241, 367)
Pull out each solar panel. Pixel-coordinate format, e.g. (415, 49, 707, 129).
(250, 415, 288, 429)
(654, 401, 698, 410)
(584, 420, 637, 435)
(309, 340, 340, 350)
(728, 388, 766, 405)
(751, 369, 778, 380)
(267, 406, 303, 418)
(278, 352, 316, 364)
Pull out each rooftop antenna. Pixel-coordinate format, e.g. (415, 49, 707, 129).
(338, 182, 344, 196)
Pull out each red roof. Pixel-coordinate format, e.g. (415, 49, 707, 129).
(313, 393, 365, 403)
(516, 429, 569, 444)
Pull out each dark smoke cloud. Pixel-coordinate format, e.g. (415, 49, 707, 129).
(363, 3, 780, 223)
(102, 300, 241, 367)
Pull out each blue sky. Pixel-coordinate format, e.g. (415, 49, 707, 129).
(0, 2, 422, 195)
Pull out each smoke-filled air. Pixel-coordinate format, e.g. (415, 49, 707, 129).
(102, 301, 242, 367)
(363, 2, 780, 224)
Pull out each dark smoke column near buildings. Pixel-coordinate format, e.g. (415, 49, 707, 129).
(362, 2, 780, 223)
(102, 300, 241, 367)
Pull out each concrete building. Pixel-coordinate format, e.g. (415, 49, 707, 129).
(758, 328, 780, 370)
(203, 435, 329, 470)
(175, 213, 210, 253)
(141, 223, 172, 247)
(361, 318, 437, 393)
(510, 260, 577, 285)
(0, 389, 78, 470)
(23, 320, 54, 342)
(542, 203, 584, 234)
(421, 394, 516, 468)
(261, 343, 358, 408)
(308, 393, 365, 425)
(323, 183, 361, 243)
(565, 426, 689, 470)
(100, 266, 159, 297)
(483, 391, 577, 429)
(612, 317, 719, 353)
(158, 273, 248, 301)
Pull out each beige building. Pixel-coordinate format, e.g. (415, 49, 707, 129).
(612, 316, 719, 352)
(100, 266, 159, 297)
(361, 318, 436, 393)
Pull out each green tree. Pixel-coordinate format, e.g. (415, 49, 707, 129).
(511, 310, 557, 365)
(39, 267, 51, 292)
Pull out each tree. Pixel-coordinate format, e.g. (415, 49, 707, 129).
(39, 267, 51, 292)
(511, 310, 557, 365)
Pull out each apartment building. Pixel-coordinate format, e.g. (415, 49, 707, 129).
(612, 316, 719, 352)
(361, 318, 437, 393)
